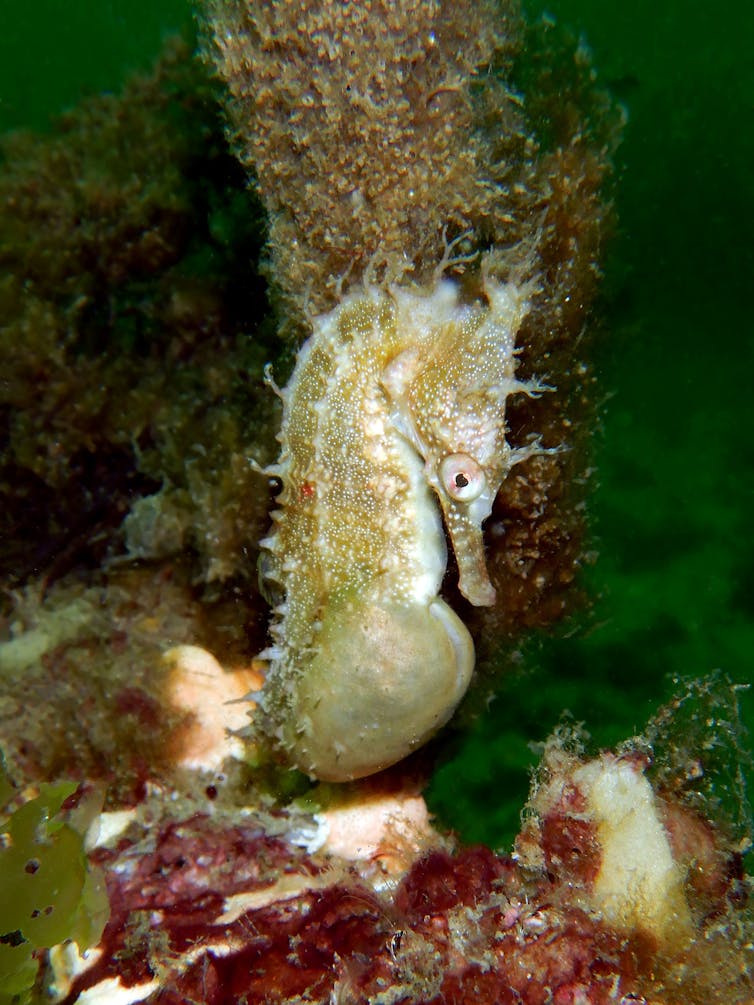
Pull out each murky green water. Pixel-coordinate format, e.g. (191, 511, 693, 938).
(430, 0, 754, 845)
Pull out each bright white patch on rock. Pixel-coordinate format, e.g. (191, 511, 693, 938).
(74, 976, 161, 1005)
(217, 873, 335, 924)
(163, 644, 258, 771)
(47, 944, 103, 1002)
(573, 756, 692, 940)
(85, 808, 138, 850)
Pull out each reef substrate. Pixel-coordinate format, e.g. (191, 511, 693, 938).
(39, 683, 753, 1005)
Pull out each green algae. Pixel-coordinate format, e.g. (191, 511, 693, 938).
(0, 759, 108, 1003)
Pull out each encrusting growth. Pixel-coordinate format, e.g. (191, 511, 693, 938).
(201, 0, 619, 779)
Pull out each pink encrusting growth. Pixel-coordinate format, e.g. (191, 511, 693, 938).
(52, 714, 752, 1005)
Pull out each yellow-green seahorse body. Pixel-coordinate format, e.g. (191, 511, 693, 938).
(259, 275, 543, 780)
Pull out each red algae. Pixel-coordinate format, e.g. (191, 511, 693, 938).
(394, 846, 509, 917)
(50, 705, 752, 1004)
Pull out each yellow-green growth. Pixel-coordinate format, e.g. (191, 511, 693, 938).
(0, 760, 108, 1004)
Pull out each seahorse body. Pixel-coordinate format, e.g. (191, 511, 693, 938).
(260, 276, 541, 780)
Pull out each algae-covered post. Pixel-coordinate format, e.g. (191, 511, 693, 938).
(200, 0, 619, 779)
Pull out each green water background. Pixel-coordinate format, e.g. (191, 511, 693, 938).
(0, 1, 752, 849)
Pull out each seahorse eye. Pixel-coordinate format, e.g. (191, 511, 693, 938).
(438, 453, 486, 502)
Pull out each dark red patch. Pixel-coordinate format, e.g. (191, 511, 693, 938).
(541, 812, 601, 887)
(115, 687, 162, 729)
(394, 845, 509, 918)
(59, 802, 737, 1005)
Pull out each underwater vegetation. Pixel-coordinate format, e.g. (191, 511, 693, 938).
(0, 0, 751, 1001)
(0, 39, 281, 804)
(0, 762, 107, 1004)
(0, 39, 276, 590)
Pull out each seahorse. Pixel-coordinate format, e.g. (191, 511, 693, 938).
(258, 273, 547, 780)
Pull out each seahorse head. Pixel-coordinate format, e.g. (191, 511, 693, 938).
(382, 279, 534, 607)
